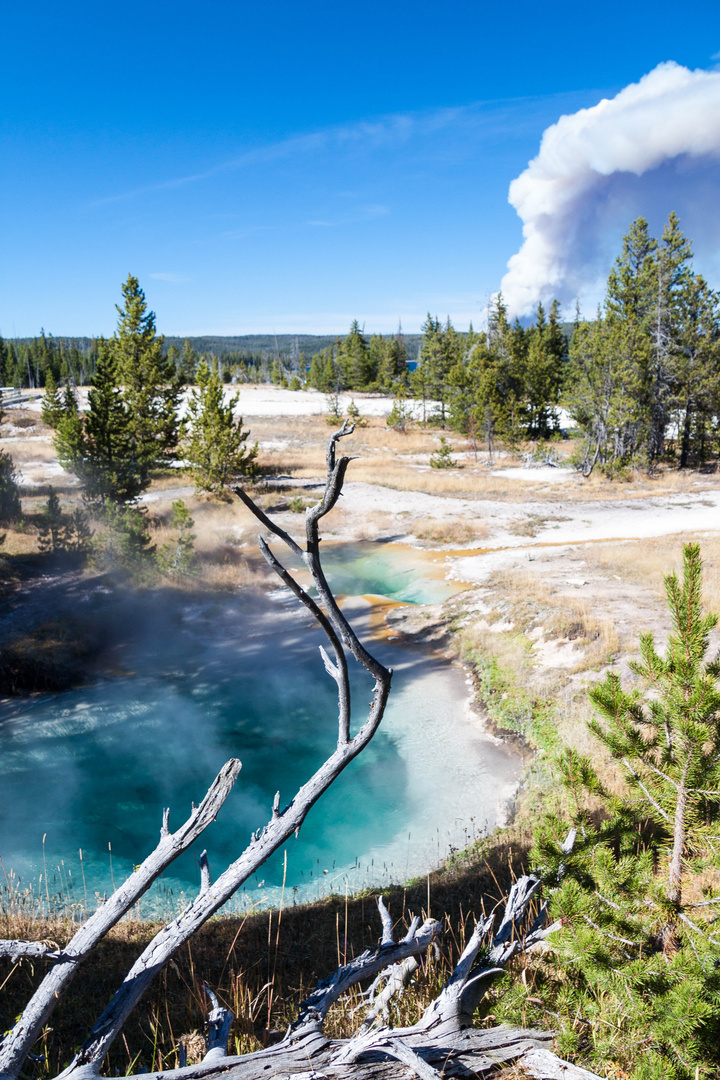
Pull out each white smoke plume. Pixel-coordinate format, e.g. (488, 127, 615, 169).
(501, 62, 720, 317)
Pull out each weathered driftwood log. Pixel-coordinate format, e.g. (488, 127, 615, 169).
(100, 885, 601, 1080)
(0, 942, 61, 961)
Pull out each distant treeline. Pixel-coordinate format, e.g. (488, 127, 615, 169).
(3, 212, 719, 475)
(0, 332, 424, 390)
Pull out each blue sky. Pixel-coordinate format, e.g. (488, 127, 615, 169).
(2, 0, 719, 337)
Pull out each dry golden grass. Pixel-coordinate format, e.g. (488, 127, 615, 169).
(584, 532, 720, 611)
(346, 460, 522, 499)
(0, 525, 41, 556)
(1, 829, 533, 1078)
(563, 461, 720, 500)
(247, 412, 720, 505)
(413, 518, 489, 545)
(1, 438, 58, 465)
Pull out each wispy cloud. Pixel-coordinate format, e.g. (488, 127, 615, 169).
(148, 272, 191, 283)
(90, 92, 589, 208)
(304, 204, 390, 228)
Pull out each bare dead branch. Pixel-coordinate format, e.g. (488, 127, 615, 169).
(232, 487, 304, 558)
(335, 1028, 442, 1080)
(377, 896, 394, 946)
(0, 759, 241, 1080)
(290, 914, 442, 1035)
(521, 1047, 605, 1079)
(257, 537, 350, 745)
(0, 942, 60, 961)
(202, 985, 234, 1062)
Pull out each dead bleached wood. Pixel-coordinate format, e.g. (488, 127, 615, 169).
(0, 759, 241, 1080)
(108, 893, 560, 1080)
(107, 835, 591, 1080)
(201, 985, 234, 1063)
(289, 898, 441, 1039)
(521, 1047, 606, 1079)
(0, 941, 60, 961)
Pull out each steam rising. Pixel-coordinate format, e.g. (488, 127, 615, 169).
(0, 548, 518, 912)
(501, 62, 720, 316)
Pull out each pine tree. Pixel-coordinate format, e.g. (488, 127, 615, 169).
(157, 499, 196, 576)
(325, 391, 342, 424)
(565, 215, 717, 473)
(589, 543, 720, 916)
(429, 436, 456, 468)
(565, 311, 642, 476)
(417, 315, 462, 427)
(378, 332, 408, 390)
(166, 343, 180, 378)
(339, 321, 371, 389)
(55, 343, 142, 505)
(469, 296, 526, 449)
(37, 487, 66, 552)
(514, 544, 720, 1077)
(308, 354, 324, 390)
(522, 301, 567, 437)
(0, 451, 21, 522)
(323, 349, 340, 392)
(386, 385, 412, 431)
(110, 275, 182, 484)
(65, 508, 94, 553)
(97, 503, 155, 575)
(366, 334, 388, 390)
(672, 273, 720, 466)
(183, 359, 258, 492)
(346, 399, 367, 427)
(645, 213, 694, 467)
(180, 338, 198, 383)
(40, 371, 64, 428)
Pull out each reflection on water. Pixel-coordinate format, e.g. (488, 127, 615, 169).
(0, 542, 517, 914)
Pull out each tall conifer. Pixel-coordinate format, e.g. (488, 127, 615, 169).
(110, 275, 182, 484)
(183, 359, 257, 492)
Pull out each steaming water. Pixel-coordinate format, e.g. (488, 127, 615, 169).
(0, 543, 519, 914)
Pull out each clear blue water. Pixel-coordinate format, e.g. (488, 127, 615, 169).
(0, 543, 516, 914)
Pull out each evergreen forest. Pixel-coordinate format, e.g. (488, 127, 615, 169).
(3, 214, 718, 476)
